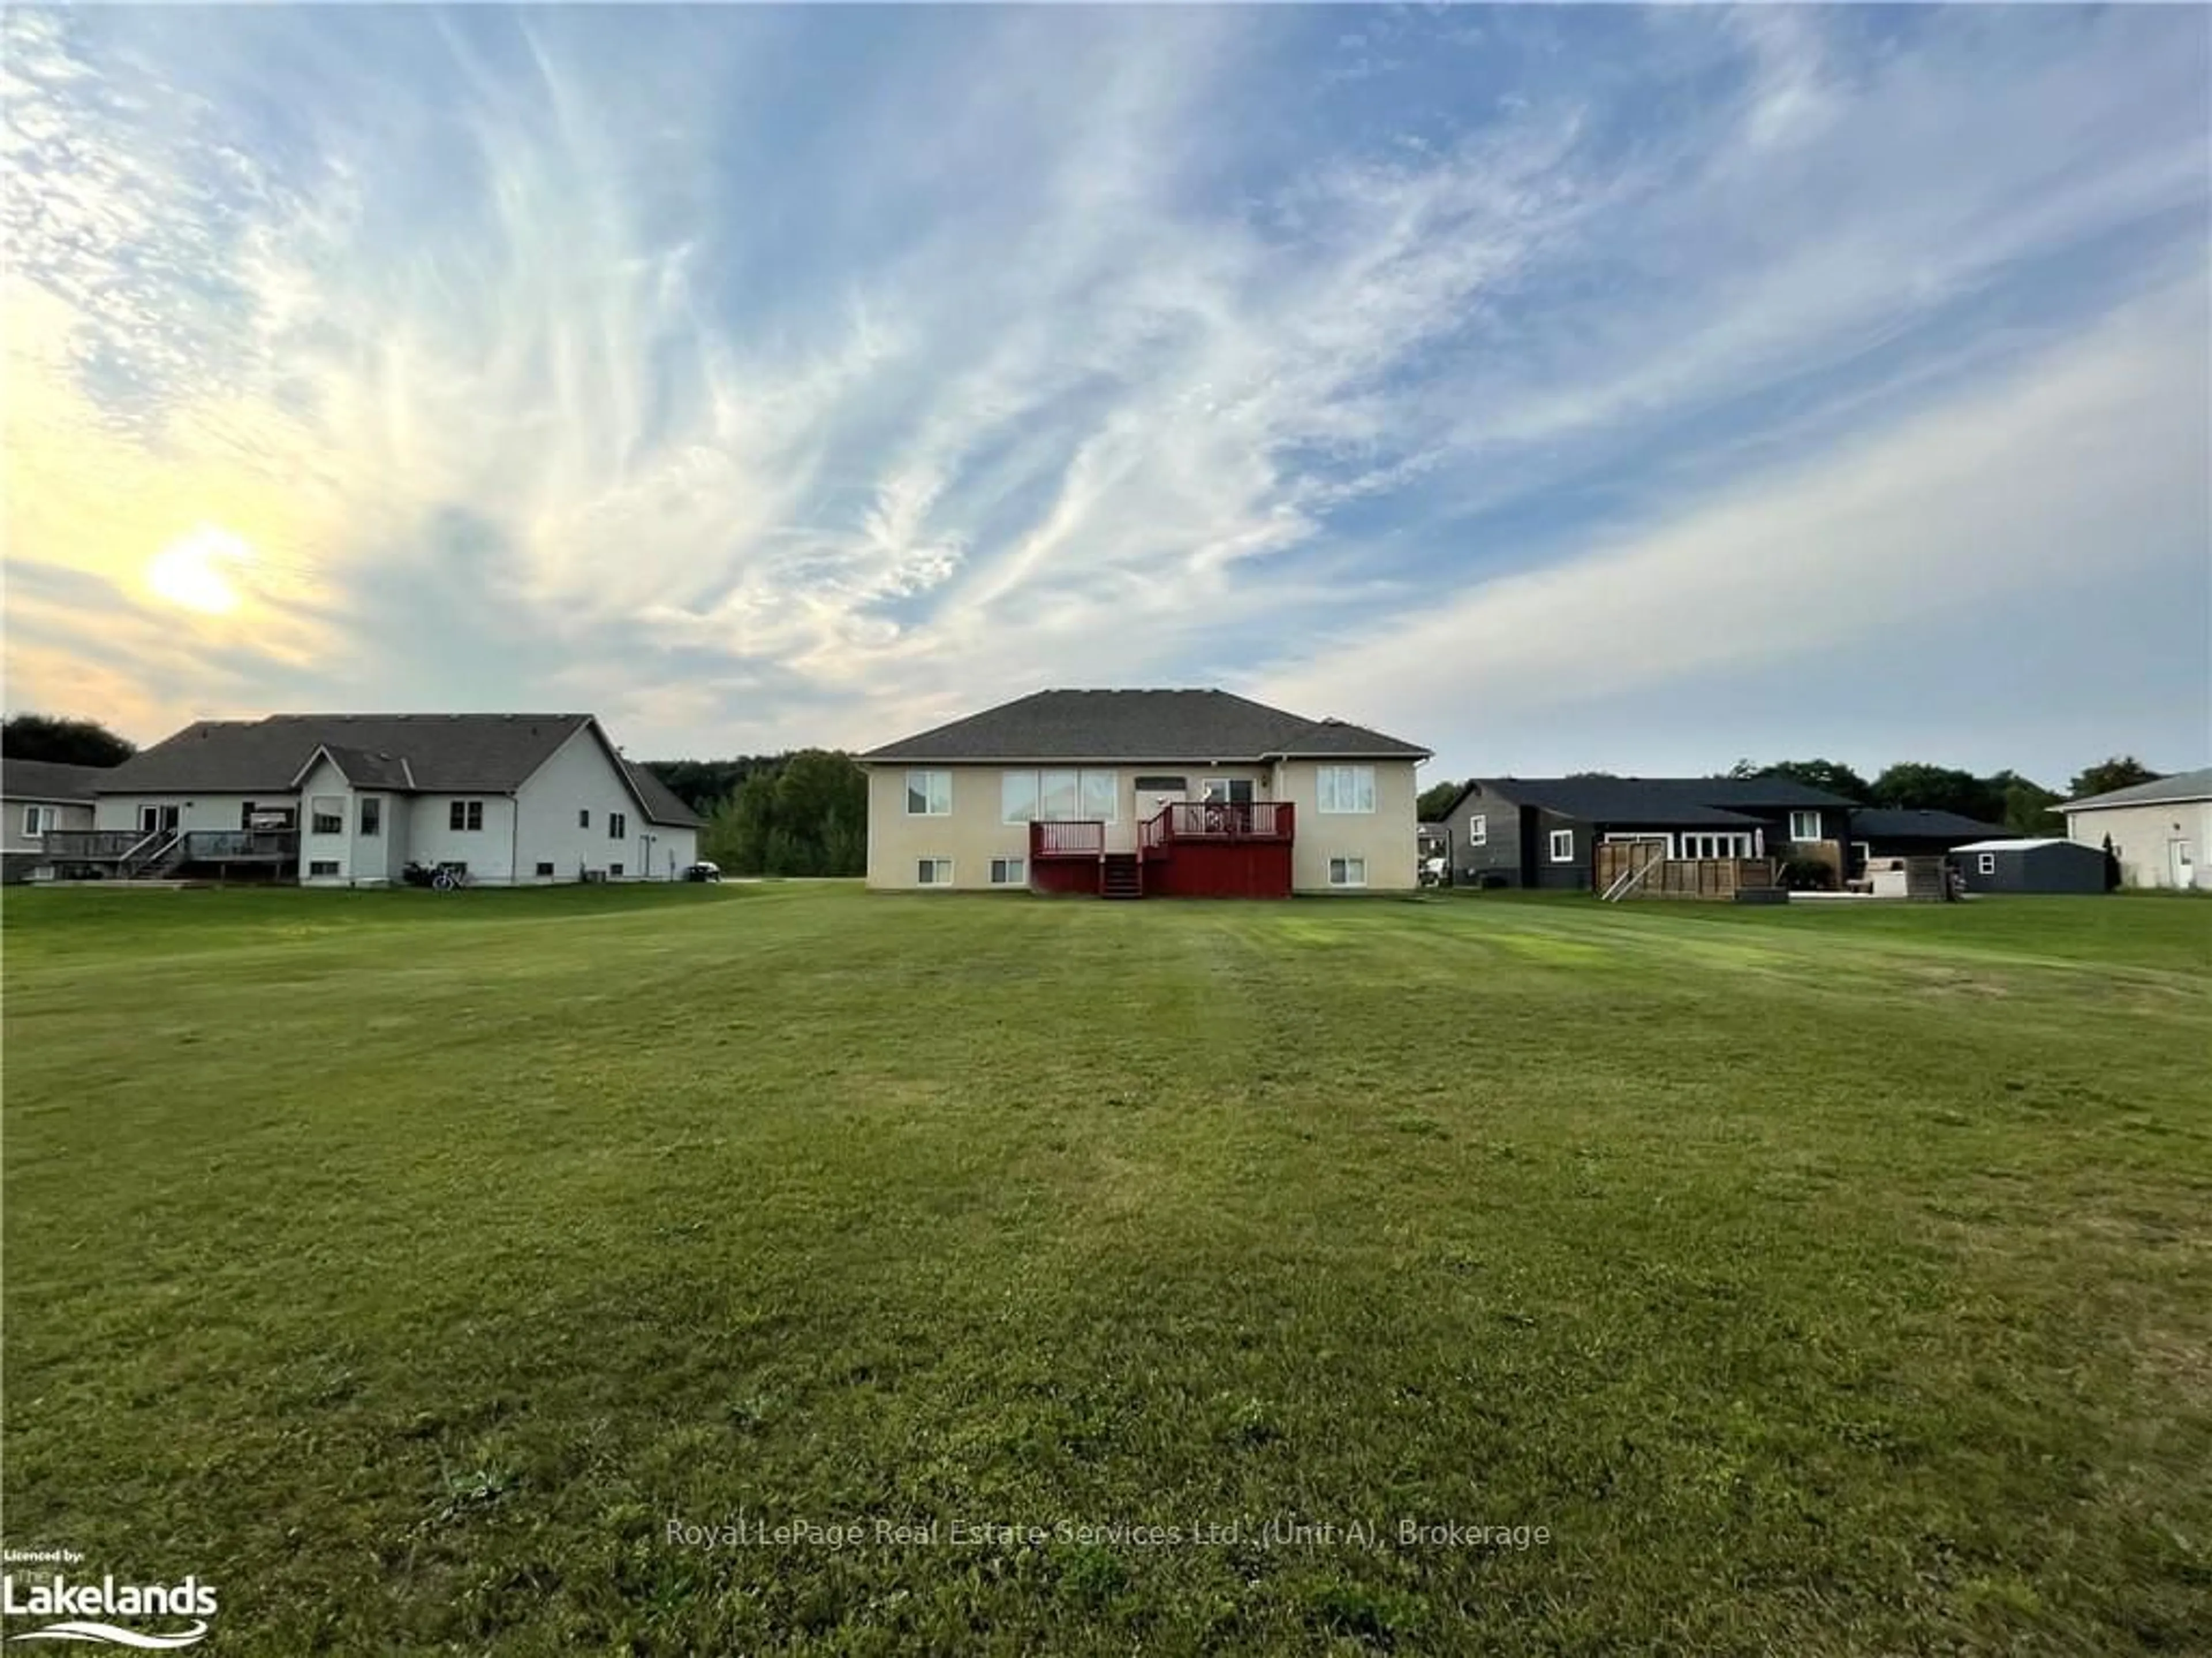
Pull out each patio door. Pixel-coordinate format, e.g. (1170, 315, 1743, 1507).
(2170, 839, 2195, 889)
(138, 804, 180, 837)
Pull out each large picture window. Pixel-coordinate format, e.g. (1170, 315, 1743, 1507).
(310, 796, 344, 835)
(1317, 765, 1376, 814)
(1002, 769, 1118, 823)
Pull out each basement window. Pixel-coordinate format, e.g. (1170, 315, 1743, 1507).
(610, 863, 624, 878)
(916, 858, 953, 886)
(308, 860, 340, 877)
(1328, 857, 1368, 887)
(535, 862, 556, 878)
(990, 856, 1026, 886)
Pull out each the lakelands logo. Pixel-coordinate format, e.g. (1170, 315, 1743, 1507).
(0, 1553, 215, 1649)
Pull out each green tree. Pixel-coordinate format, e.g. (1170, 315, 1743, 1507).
(1990, 770, 2062, 836)
(2067, 756, 2163, 800)
(1868, 762, 2003, 822)
(1728, 757, 1872, 801)
(2, 714, 136, 767)
(1416, 779, 1469, 821)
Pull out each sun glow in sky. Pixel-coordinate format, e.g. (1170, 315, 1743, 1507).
(2, 6, 2206, 774)
(145, 526, 250, 615)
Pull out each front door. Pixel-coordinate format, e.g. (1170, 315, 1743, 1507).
(2171, 839, 2195, 889)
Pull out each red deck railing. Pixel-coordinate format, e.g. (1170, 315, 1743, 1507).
(1030, 820, 1106, 859)
(1155, 802, 1294, 842)
(1032, 803, 1297, 863)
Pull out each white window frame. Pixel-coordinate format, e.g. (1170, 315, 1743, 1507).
(21, 805, 57, 837)
(1977, 853, 1995, 875)
(310, 795, 344, 836)
(1678, 832, 1757, 860)
(988, 856, 1026, 886)
(1851, 840, 1871, 867)
(1467, 813, 1486, 847)
(916, 857, 953, 887)
(1327, 856, 1368, 888)
(1548, 829, 1575, 863)
(358, 796, 382, 837)
(906, 771, 952, 817)
(1789, 809, 1823, 843)
(1317, 765, 1376, 814)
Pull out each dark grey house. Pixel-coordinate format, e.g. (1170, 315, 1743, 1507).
(1950, 837, 2108, 895)
(1435, 776, 1857, 891)
(1848, 808, 2012, 874)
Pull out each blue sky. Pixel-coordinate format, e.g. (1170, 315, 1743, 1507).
(4, 4, 2207, 786)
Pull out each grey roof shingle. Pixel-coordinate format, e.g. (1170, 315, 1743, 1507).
(97, 714, 701, 827)
(622, 760, 704, 828)
(0, 758, 111, 803)
(308, 743, 418, 791)
(860, 689, 1429, 763)
(1849, 807, 2012, 841)
(1451, 775, 1857, 825)
(2063, 766, 2212, 811)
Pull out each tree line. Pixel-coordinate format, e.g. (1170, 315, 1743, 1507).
(643, 750, 869, 877)
(1415, 755, 2165, 832)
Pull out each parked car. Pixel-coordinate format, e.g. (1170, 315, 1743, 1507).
(681, 861, 722, 883)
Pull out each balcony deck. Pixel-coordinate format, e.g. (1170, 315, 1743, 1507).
(39, 829, 301, 868)
(1028, 803, 1295, 899)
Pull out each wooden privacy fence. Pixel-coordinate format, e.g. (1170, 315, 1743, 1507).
(1595, 842, 1778, 900)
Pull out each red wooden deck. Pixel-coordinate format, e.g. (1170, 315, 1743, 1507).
(1028, 803, 1294, 899)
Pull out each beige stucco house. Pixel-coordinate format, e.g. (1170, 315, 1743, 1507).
(858, 689, 1430, 897)
(2062, 767, 2210, 890)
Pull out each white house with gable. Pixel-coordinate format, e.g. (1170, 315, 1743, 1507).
(2062, 767, 2211, 891)
(41, 713, 700, 886)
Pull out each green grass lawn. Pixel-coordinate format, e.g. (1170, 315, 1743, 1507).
(4, 885, 2207, 1655)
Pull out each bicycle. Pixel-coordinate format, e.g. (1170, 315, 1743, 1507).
(431, 866, 471, 893)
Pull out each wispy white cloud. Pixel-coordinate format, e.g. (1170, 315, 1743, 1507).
(2, 6, 2205, 778)
(1257, 271, 2211, 761)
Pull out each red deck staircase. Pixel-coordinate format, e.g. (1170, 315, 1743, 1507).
(1100, 852, 1144, 900)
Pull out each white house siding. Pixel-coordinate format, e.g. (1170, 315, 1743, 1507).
(1272, 758, 1423, 894)
(3, 797, 94, 854)
(94, 793, 268, 834)
(513, 724, 691, 881)
(2066, 800, 2212, 890)
(297, 756, 355, 883)
(403, 794, 519, 884)
(363, 793, 409, 883)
